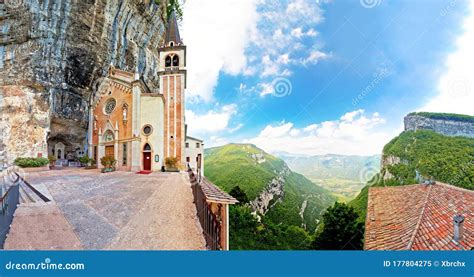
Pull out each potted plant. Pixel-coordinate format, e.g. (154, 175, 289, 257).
(48, 155, 57, 169)
(164, 157, 180, 172)
(100, 156, 117, 173)
(85, 159, 97, 169)
(79, 156, 92, 167)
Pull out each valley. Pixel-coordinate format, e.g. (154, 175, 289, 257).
(280, 154, 380, 201)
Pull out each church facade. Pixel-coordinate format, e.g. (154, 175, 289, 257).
(88, 12, 203, 173)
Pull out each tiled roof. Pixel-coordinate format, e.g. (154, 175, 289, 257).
(200, 178, 238, 204)
(187, 169, 238, 204)
(365, 182, 473, 250)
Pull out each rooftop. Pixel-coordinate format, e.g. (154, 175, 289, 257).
(164, 11, 182, 46)
(200, 178, 238, 204)
(365, 182, 473, 250)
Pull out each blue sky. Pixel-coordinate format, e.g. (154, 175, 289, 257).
(182, 0, 473, 155)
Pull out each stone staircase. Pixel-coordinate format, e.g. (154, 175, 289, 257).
(18, 180, 45, 203)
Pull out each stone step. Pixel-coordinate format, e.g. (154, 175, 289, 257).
(18, 180, 45, 203)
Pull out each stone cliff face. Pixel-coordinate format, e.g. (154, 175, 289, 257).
(250, 165, 290, 215)
(404, 114, 474, 138)
(0, 0, 167, 165)
(380, 113, 474, 181)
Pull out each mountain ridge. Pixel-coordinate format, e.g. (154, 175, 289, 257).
(204, 143, 336, 231)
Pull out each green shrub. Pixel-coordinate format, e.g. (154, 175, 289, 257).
(229, 186, 249, 204)
(79, 156, 93, 166)
(100, 156, 117, 170)
(14, 157, 50, 168)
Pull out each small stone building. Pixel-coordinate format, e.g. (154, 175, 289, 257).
(185, 136, 204, 175)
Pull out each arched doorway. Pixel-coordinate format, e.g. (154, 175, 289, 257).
(103, 130, 115, 158)
(143, 143, 152, 171)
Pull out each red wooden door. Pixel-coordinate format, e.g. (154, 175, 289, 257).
(143, 152, 151, 171)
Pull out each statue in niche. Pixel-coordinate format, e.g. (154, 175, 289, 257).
(122, 104, 128, 124)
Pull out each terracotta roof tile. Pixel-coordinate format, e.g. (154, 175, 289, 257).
(200, 178, 239, 204)
(365, 183, 473, 250)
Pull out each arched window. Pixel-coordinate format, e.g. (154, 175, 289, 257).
(165, 55, 172, 67)
(172, 55, 179, 67)
(144, 143, 152, 151)
(169, 41, 174, 47)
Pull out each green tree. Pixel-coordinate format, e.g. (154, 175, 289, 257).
(229, 205, 259, 249)
(229, 186, 249, 204)
(154, 0, 183, 21)
(311, 202, 364, 250)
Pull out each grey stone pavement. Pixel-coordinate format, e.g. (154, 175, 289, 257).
(9, 168, 206, 250)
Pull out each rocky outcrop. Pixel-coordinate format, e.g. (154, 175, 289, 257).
(0, 0, 167, 164)
(404, 114, 474, 138)
(250, 165, 290, 215)
(380, 155, 401, 180)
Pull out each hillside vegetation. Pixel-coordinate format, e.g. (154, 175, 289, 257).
(281, 154, 380, 200)
(407, 112, 474, 123)
(205, 144, 286, 200)
(350, 129, 474, 221)
(205, 144, 336, 249)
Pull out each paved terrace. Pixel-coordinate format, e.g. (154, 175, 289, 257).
(4, 169, 206, 250)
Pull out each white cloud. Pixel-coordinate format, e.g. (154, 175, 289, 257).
(185, 104, 238, 136)
(419, 0, 474, 115)
(250, 0, 328, 77)
(259, 82, 275, 97)
(182, 0, 330, 102)
(245, 110, 393, 155)
(291, 28, 304, 38)
(303, 50, 328, 65)
(182, 0, 259, 102)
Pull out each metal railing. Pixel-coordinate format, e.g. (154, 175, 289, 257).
(0, 174, 20, 249)
(188, 167, 221, 250)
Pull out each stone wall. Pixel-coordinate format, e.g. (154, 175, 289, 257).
(0, 0, 167, 165)
(404, 114, 474, 138)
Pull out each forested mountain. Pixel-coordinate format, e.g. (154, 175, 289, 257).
(204, 144, 336, 249)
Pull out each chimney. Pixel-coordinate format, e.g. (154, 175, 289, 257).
(453, 215, 465, 243)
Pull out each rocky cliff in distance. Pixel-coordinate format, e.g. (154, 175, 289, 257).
(404, 112, 474, 138)
(0, 0, 167, 165)
(205, 144, 336, 231)
(350, 112, 474, 221)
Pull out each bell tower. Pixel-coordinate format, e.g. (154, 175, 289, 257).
(158, 11, 186, 165)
